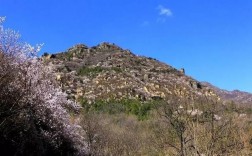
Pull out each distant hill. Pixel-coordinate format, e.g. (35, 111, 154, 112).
(202, 82, 252, 105)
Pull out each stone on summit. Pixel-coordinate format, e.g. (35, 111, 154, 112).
(96, 42, 122, 51)
(68, 44, 88, 51)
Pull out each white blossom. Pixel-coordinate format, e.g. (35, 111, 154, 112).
(0, 17, 88, 155)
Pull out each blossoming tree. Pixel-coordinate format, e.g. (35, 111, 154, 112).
(0, 17, 88, 155)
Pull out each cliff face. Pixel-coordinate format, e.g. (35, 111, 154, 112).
(44, 42, 218, 103)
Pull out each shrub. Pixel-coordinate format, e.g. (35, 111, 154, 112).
(77, 66, 104, 77)
(0, 17, 88, 155)
(79, 98, 155, 120)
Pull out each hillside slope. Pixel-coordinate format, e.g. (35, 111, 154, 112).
(202, 82, 252, 104)
(44, 42, 218, 103)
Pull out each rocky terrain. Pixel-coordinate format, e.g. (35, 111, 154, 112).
(202, 82, 252, 105)
(43, 42, 222, 103)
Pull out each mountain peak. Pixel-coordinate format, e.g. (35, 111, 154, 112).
(68, 44, 89, 51)
(92, 42, 123, 51)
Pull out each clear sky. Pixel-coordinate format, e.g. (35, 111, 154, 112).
(1, 0, 252, 92)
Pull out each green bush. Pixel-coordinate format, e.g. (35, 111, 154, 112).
(77, 66, 123, 77)
(111, 67, 123, 73)
(77, 66, 104, 76)
(79, 98, 156, 120)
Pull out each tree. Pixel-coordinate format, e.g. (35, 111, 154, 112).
(154, 95, 244, 156)
(197, 97, 244, 156)
(154, 96, 201, 156)
(0, 17, 88, 155)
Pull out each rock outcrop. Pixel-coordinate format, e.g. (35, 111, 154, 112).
(45, 43, 218, 103)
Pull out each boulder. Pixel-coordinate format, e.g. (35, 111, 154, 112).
(179, 68, 185, 74)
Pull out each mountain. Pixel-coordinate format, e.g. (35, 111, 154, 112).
(43, 42, 219, 103)
(40, 42, 252, 155)
(202, 82, 252, 105)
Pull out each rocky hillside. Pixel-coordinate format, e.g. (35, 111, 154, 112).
(43, 42, 218, 103)
(202, 82, 252, 105)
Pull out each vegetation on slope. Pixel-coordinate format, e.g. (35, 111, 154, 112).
(78, 96, 252, 155)
(2, 16, 252, 156)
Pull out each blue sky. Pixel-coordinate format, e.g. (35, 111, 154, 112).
(1, 0, 252, 92)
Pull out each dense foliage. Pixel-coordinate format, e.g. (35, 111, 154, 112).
(0, 17, 88, 155)
(79, 96, 252, 156)
(80, 98, 154, 120)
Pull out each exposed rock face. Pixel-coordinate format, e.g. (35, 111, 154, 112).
(45, 43, 218, 103)
(179, 68, 185, 74)
(95, 42, 122, 51)
(69, 44, 88, 51)
(202, 82, 252, 104)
